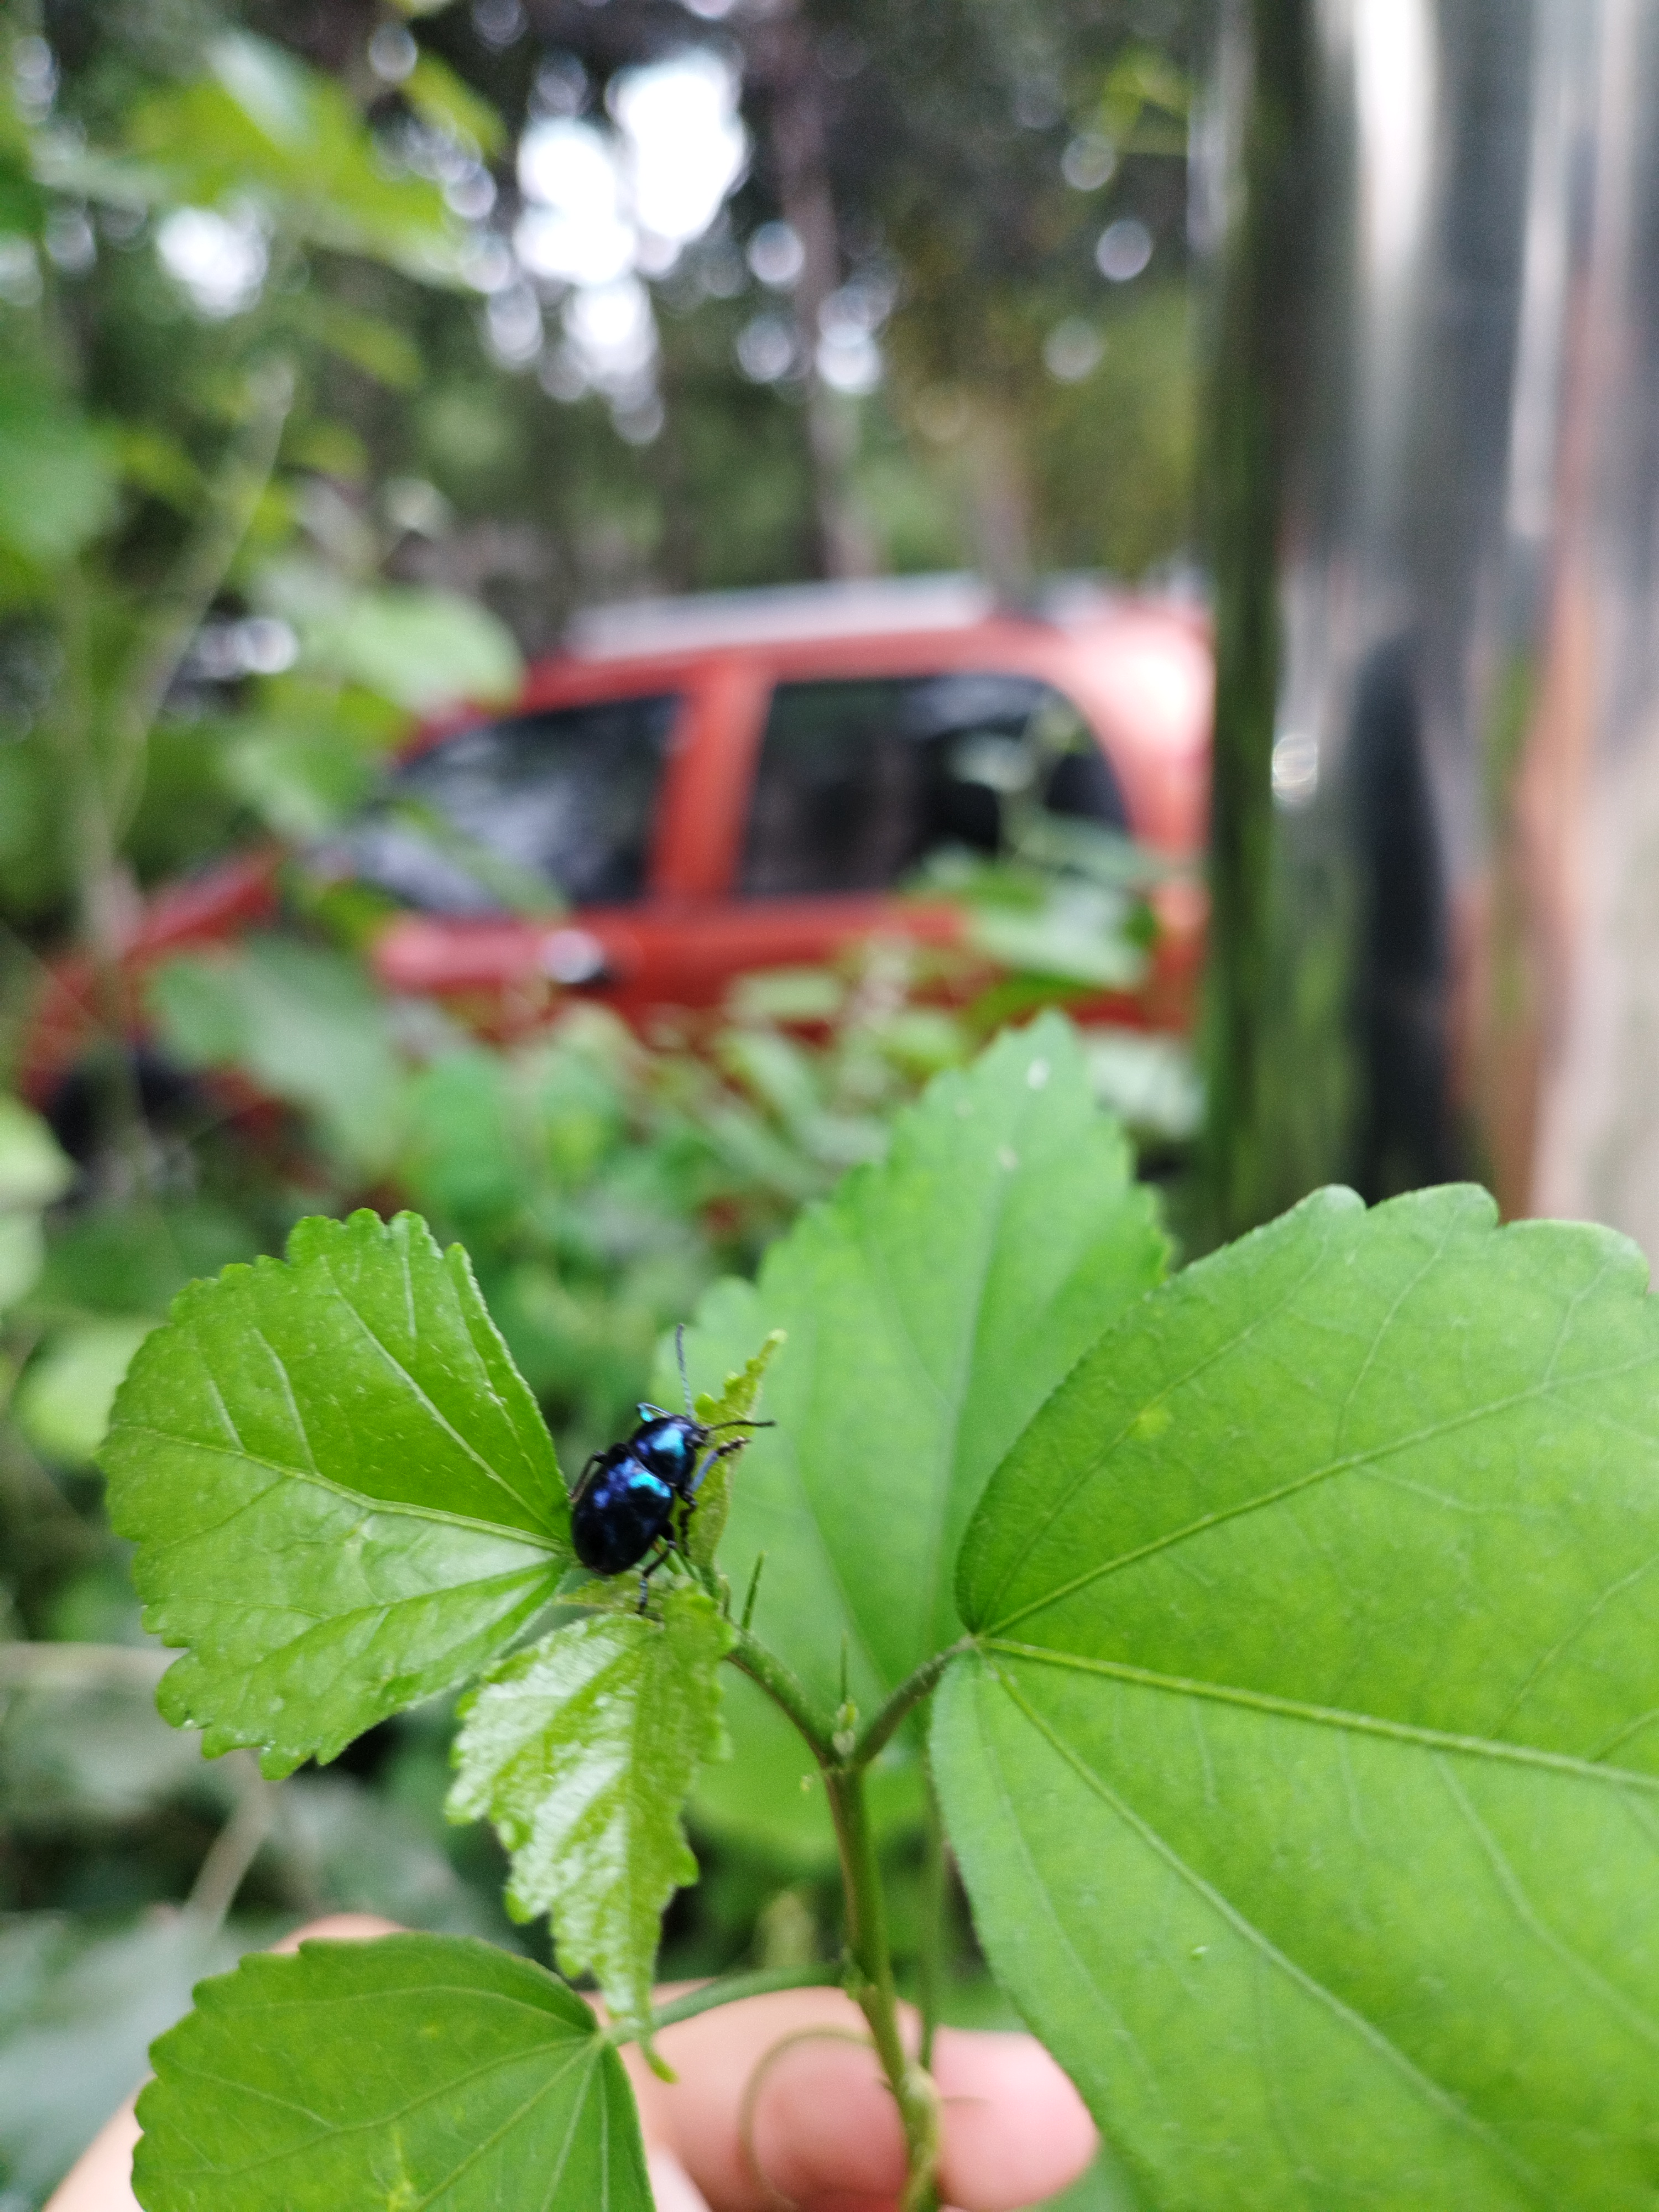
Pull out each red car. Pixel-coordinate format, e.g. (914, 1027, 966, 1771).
(25, 576, 1212, 1102)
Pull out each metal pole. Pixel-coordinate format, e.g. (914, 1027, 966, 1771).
(1203, 0, 1659, 1261)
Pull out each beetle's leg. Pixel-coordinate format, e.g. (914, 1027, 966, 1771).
(687, 1436, 747, 1500)
(637, 1402, 673, 1421)
(570, 1451, 606, 1503)
(637, 1539, 676, 1615)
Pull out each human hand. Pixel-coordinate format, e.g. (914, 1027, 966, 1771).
(45, 1916, 1096, 2212)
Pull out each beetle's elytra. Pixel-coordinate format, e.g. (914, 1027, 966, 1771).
(568, 1327, 771, 1605)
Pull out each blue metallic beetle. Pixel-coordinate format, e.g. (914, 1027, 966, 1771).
(570, 1327, 770, 1604)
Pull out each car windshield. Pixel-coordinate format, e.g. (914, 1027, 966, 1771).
(739, 673, 1126, 896)
(333, 693, 680, 914)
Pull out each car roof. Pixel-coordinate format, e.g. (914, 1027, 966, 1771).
(559, 570, 1188, 660)
(401, 573, 1212, 859)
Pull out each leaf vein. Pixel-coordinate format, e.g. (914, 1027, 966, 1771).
(983, 1641, 1659, 1789)
(114, 1424, 564, 1552)
(1433, 1756, 1659, 2049)
(317, 1251, 549, 1532)
(986, 1355, 1659, 1635)
(994, 1667, 1552, 2199)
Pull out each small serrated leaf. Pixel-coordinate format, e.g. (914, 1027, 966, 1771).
(678, 1326, 784, 1570)
(448, 1587, 733, 2033)
(133, 1934, 651, 2212)
(101, 1209, 570, 1776)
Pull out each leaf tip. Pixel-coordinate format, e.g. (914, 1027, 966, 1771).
(638, 2033, 676, 2083)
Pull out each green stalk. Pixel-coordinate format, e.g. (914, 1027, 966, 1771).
(104, 354, 295, 836)
(724, 1630, 973, 2211)
(727, 1625, 836, 1763)
(917, 1754, 947, 2073)
(825, 1761, 940, 2212)
(639, 1963, 845, 2038)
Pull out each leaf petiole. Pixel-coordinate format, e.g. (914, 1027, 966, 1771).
(851, 1638, 976, 1772)
(618, 1963, 848, 2044)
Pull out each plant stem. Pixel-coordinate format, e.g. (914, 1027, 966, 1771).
(185, 1754, 275, 1932)
(917, 1754, 947, 2073)
(0, 1640, 172, 1691)
(40, 361, 293, 1183)
(724, 1631, 979, 2212)
(639, 1963, 846, 2038)
(825, 1761, 940, 2212)
(727, 1625, 836, 1763)
(105, 356, 295, 836)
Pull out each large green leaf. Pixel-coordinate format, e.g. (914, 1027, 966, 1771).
(449, 1588, 732, 2033)
(937, 1184, 1659, 2210)
(133, 1935, 651, 2212)
(679, 1014, 1167, 1855)
(102, 1210, 570, 1777)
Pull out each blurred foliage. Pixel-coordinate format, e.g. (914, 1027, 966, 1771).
(0, 1, 1196, 2202)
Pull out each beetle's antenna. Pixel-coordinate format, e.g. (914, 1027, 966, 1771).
(740, 1551, 766, 1634)
(676, 1322, 692, 1417)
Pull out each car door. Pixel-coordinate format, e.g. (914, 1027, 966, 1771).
(695, 665, 1135, 990)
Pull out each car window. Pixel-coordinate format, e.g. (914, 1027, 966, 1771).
(738, 674, 1126, 897)
(335, 693, 679, 914)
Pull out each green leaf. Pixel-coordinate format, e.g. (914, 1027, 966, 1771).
(449, 1587, 733, 2034)
(218, 719, 379, 841)
(101, 1209, 570, 1777)
(260, 564, 522, 711)
(133, 1934, 651, 2212)
(937, 1184, 1659, 2210)
(0, 1095, 72, 1311)
(0, 373, 116, 567)
(15, 1317, 156, 1465)
(0, 1212, 45, 1313)
(406, 53, 507, 158)
(966, 884, 1147, 989)
(113, 425, 204, 509)
(0, 1095, 73, 1213)
(122, 38, 466, 285)
(679, 1015, 1167, 1851)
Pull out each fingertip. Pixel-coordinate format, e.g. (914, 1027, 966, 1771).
(646, 2147, 713, 2212)
(273, 1912, 403, 1954)
(43, 2098, 140, 2212)
(932, 2028, 1097, 2212)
